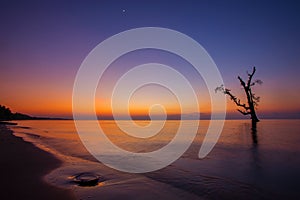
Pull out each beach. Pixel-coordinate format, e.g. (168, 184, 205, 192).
(0, 124, 75, 200)
(1, 120, 300, 199)
(2, 121, 202, 200)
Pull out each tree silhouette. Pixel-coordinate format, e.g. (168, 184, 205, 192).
(0, 105, 13, 121)
(0, 105, 34, 121)
(216, 67, 262, 128)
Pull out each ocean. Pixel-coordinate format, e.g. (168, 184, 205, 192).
(11, 119, 300, 199)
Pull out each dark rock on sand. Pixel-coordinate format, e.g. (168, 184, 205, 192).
(72, 172, 105, 187)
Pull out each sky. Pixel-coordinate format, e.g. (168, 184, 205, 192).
(1, 0, 300, 119)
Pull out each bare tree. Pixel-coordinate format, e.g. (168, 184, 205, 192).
(216, 67, 262, 127)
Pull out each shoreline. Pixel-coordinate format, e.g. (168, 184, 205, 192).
(0, 124, 75, 200)
(8, 120, 203, 199)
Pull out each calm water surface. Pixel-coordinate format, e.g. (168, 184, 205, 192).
(11, 119, 300, 199)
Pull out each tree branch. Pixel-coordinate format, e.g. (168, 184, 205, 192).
(247, 67, 256, 88)
(215, 85, 249, 110)
(237, 109, 251, 115)
(238, 76, 246, 89)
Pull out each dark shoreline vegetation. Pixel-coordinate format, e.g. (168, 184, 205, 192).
(0, 105, 66, 121)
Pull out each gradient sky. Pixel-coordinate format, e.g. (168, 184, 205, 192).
(1, 0, 300, 118)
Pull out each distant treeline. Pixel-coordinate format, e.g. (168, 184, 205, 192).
(0, 105, 66, 121)
(0, 105, 34, 120)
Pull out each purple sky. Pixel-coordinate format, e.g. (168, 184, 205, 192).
(0, 0, 300, 118)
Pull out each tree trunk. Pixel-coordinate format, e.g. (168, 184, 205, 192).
(245, 87, 259, 127)
(251, 109, 259, 130)
(251, 112, 259, 123)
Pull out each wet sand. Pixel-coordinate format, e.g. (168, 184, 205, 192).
(8, 121, 202, 200)
(0, 124, 75, 200)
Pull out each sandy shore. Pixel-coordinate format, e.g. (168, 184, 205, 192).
(1, 121, 203, 200)
(0, 124, 75, 200)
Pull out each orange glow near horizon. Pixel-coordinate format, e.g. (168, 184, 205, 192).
(2, 64, 300, 118)
(3, 89, 300, 118)
(3, 80, 300, 118)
